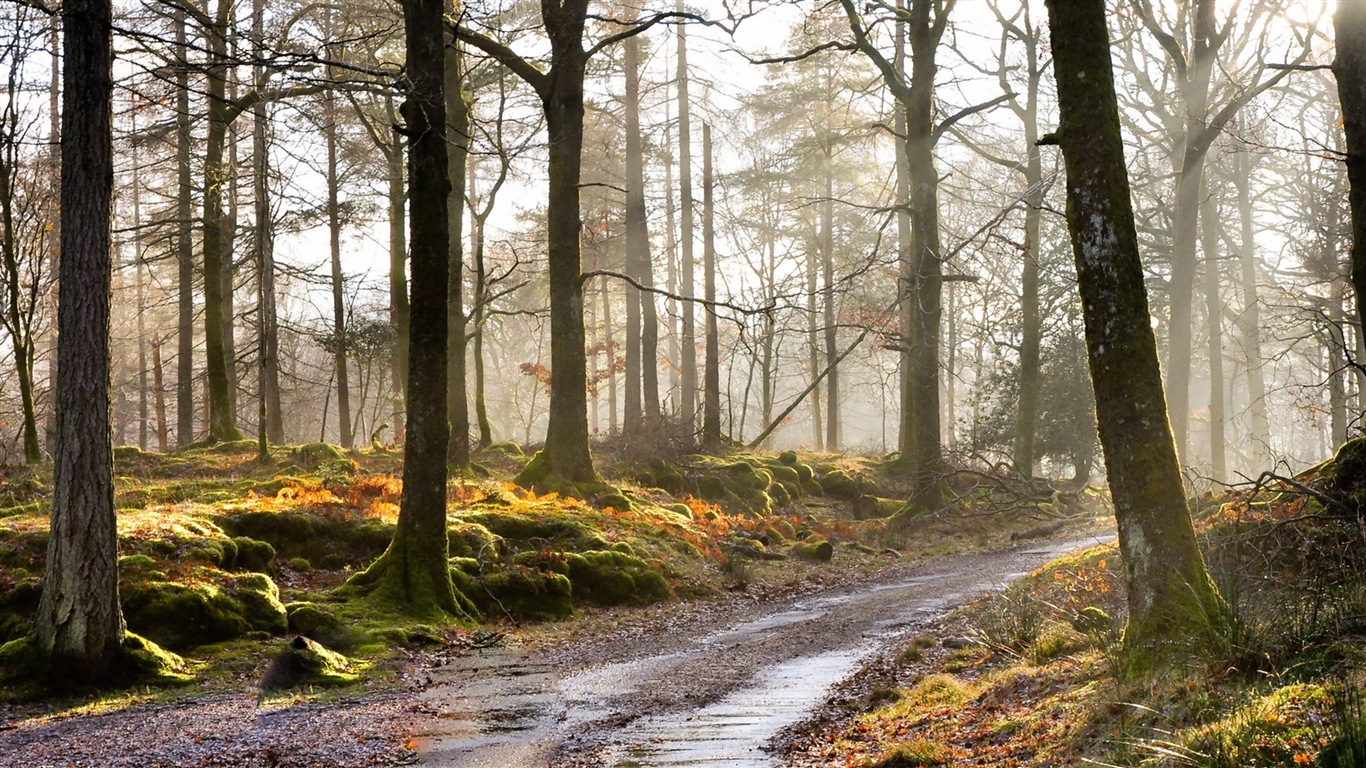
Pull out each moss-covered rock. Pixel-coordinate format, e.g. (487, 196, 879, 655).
(460, 510, 608, 552)
(559, 550, 670, 606)
(292, 442, 346, 470)
(0, 576, 41, 642)
(286, 602, 341, 636)
(792, 535, 834, 562)
(599, 493, 633, 512)
(663, 502, 693, 519)
(122, 572, 287, 650)
(448, 521, 499, 559)
(818, 469, 862, 500)
(221, 509, 393, 566)
(451, 564, 574, 621)
(487, 441, 525, 457)
(260, 635, 356, 690)
(778, 450, 799, 466)
(232, 573, 288, 634)
(232, 536, 276, 571)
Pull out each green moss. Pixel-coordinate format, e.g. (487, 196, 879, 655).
(663, 503, 693, 519)
(558, 550, 670, 606)
(599, 493, 633, 512)
(121, 632, 193, 685)
(221, 509, 393, 566)
(460, 510, 607, 552)
(232, 573, 288, 634)
(292, 442, 346, 470)
(487, 441, 525, 457)
(0, 576, 40, 642)
(792, 535, 834, 562)
(818, 469, 863, 500)
(231, 536, 275, 571)
(287, 557, 312, 572)
(285, 602, 341, 635)
(122, 573, 286, 650)
(453, 564, 574, 621)
(260, 635, 357, 691)
(778, 450, 799, 466)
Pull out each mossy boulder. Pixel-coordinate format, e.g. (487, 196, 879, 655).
(292, 442, 346, 470)
(598, 493, 633, 512)
(486, 441, 525, 458)
(792, 535, 834, 562)
(122, 572, 287, 650)
(645, 459, 687, 494)
(663, 503, 693, 519)
(778, 450, 799, 466)
(460, 510, 608, 552)
(818, 469, 865, 500)
(450, 564, 574, 621)
(1327, 437, 1366, 495)
(448, 521, 499, 559)
(0, 576, 41, 642)
(260, 635, 356, 690)
(221, 509, 393, 566)
(286, 602, 341, 636)
(558, 550, 670, 606)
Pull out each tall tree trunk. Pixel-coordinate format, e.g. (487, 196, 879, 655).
(894, 0, 911, 463)
(807, 238, 823, 449)
(1013, 30, 1044, 475)
(677, 7, 697, 427)
(822, 151, 839, 450)
(387, 94, 409, 443)
(533, 16, 595, 482)
(603, 275, 618, 435)
(201, 0, 242, 442)
(1046, 0, 1226, 644)
(349, 0, 464, 618)
(702, 123, 721, 446)
(1232, 145, 1270, 467)
(623, 34, 652, 433)
(324, 30, 353, 449)
(1337, 2, 1366, 373)
(663, 119, 681, 410)
(38, 0, 127, 677)
(176, 8, 195, 447)
(252, 0, 283, 445)
(134, 142, 148, 452)
(152, 334, 168, 451)
(472, 170, 493, 447)
(1201, 178, 1226, 481)
(1163, 0, 1218, 464)
(446, 28, 470, 467)
(43, 14, 59, 456)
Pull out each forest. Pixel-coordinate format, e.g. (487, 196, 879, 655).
(3, 0, 1366, 766)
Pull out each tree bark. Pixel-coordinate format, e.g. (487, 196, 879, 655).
(623, 34, 658, 432)
(324, 23, 353, 449)
(387, 95, 409, 444)
(37, 0, 126, 677)
(1231, 145, 1270, 466)
(1337, 2, 1366, 367)
(1200, 177, 1226, 481)
(445, 26, 470, 468)
(176, 8, 195, 447)
(201, 0, 242, 442)
(822, 147, 839, 450)
(702, 123, 720, 445)
(349, 0, 464, 619)
(677, 7, 697, 427)
(1046, 0, 1226, 644)
(0, 66, 40, 464)
(252, 0, 283, 445)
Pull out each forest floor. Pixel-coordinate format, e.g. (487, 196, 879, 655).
(12, 436, 1359, 767)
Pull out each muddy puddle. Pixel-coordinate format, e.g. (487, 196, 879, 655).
(414, 536, 1110, 767)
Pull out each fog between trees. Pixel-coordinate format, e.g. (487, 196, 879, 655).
(0, 0, 1355, 488)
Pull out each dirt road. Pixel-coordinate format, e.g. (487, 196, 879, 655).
(412, 534, 1111, 767)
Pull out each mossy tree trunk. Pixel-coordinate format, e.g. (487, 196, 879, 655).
(702, 122, 721, 446)
(676, 6, 697, 427)
(1336, 2, 1366, 346)
(349, 0, 465, 619)
(175, 7, 195, 447)
(1045, 0, 1226, 646)
(37, 0, 127, 677)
